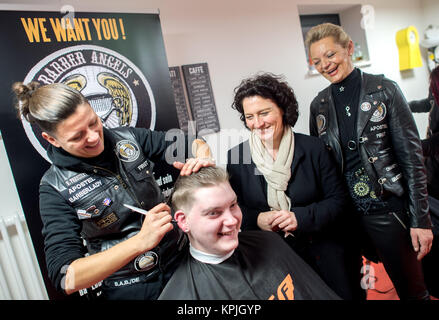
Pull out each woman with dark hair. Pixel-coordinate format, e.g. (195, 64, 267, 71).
(12, 81, 213, 300)
(307, 23, 433, 300)
(226, 73, 358, 299)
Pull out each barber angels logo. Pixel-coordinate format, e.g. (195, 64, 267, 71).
(21, 45, 156, 162)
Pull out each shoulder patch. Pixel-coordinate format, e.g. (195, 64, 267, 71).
(115, 140, 140, 162)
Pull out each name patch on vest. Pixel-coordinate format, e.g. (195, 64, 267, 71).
(370, 123, 388, 132)
(64, 173, 88, 186)
(136, 160, 150, 172)
(63, 176, 104, 204)
(113, 276, 140, 287)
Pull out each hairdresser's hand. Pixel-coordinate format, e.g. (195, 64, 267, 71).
(410, 228, 433, 260)
(135, 203, 173, 252)
(173, 157, 215, 176)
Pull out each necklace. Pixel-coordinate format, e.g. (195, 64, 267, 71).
(343, 86, 359, 118)
(346, 89, 359, 150)
(335, 83, 360, 150)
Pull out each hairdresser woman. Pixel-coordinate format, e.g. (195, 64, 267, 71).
(12, 81, 213, 300)
(306, 23, 433, 300)
(226, 73, 357, 299)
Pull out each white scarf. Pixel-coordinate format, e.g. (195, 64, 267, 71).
(249, 127, 295, 211)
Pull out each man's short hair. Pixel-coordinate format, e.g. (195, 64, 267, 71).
(171, 166, 229, 213)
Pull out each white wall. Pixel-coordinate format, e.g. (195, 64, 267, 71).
(0, 133, 47, 299)
(1, 0, 436, 155)
(154, 0, 435, 156)
(421, 0, 439, 33)
(0, 134, 24, 219)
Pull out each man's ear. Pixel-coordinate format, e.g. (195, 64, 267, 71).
(174, 210, 189, 232)
(42, 131, 61, 148)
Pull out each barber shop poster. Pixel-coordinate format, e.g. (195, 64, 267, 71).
(0, 8, 179, 299)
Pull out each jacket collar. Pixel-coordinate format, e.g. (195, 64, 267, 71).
(312, 70, 388, 172)
(317, 70, 386, 137)
(360, 69, 385, 95)
(318, 69, 385, 102)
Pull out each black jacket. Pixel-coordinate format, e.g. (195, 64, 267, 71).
(39, 127, 186, 295)
(227, 133, 348, 238)
(227, 133, 356, 299)
(310, 71, 431, 229)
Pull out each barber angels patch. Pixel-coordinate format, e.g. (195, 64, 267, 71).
(116, 140, 140, 162)
(370, 102, 387, 123)
(21, 45, 156, 162)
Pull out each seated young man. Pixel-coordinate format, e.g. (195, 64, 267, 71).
(158, 167, 340, 300)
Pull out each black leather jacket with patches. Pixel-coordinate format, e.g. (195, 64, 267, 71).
(310, 71, 432, 229)
(40, 127, 187, 293)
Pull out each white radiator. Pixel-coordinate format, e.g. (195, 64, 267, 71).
(0, 212, 48, 300)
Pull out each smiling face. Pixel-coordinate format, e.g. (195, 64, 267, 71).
(175, 182, 242, 256)
(243, 95, 285, 147)
(42, 102, 104, 158)
(309, 36, 355, 84)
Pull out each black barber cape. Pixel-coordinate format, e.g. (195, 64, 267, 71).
(158, 231, 340, 300)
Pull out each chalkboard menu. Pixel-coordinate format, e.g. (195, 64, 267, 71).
(169, 66, 192, 133)
(181, 63, 220, 133)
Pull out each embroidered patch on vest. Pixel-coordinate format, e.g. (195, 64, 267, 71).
(116, 140, 140, 162)
(65, 177, 104, 204)
(134, 251, 158, 271)
(77, 209, 92, 220)
(95, 212, 119, 229)
(102, 198, 112, 206)
(360, 102, 371, 112)
(370, 102, 387, 123)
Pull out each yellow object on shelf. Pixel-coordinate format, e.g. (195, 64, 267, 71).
(395, 26, 422, 71)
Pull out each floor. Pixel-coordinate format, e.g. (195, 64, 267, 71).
(363, 258, 438, 300)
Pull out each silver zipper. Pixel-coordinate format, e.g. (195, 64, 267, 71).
(390, 212, 407, 230)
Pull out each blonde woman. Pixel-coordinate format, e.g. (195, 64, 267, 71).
(307, 23, 433, 300)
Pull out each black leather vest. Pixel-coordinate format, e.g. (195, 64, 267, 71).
(41, 128, 187, 281)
